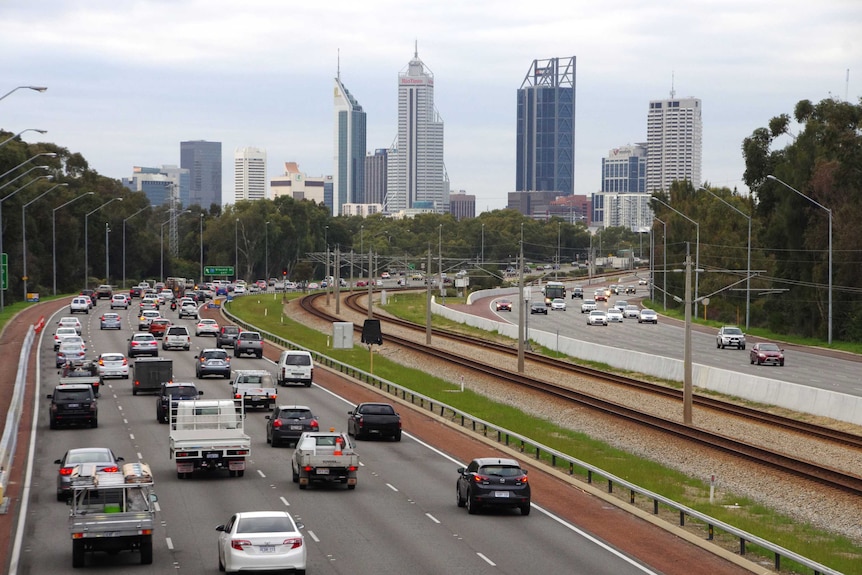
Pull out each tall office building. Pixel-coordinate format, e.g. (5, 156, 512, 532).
(333, 70, 367, 215)
(386, 45, 448, 214)
(515, 56, 576, 196)
(122, 165, 188, 207)
(646, 95, 702, 193)
(448, 190, 475, 221)
(234, 147, 267, 201)
(180, 140, 222, 208)
(364, 148, 388, 206)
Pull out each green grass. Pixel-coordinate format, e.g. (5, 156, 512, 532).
(227, 293, 862, 574)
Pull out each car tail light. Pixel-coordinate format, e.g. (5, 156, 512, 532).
(102, 466, 119, 473)
(59, 467, 74, 476)
(231, 539, 252, 551)
(310, 419, 319, 430)
(283, 538, 303, 549)
(234, 393, 242, 399)
(272, 419, 283, 428)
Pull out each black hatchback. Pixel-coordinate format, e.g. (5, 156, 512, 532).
(47, 384, 98, 429)
(156, 382, 203, 423)
(266, 405, 319, 447)
(456, 457, 531, 515)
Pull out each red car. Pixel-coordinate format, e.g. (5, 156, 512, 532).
(148, 318, 171, 339)
(594, 290, 607, 302)
(495, 299, 513, 312)
(750, 342, 785, 366)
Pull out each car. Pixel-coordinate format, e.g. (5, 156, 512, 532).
(587, 310, 608, 326)
(148, 318, 172, 339)
(79, 289, 98, 306)
(456, 457, 531, 516)
(128, 332, 159, 357)
(156, 382, 203, 423)
(638, 278, 648, 285)
(255, 279, 267, 290)
(266, 405, 319, 447)
(97, 352, 129, 380)
(625, 285, 637, 294)
(637, 308, 659, 324)
(232, 284, 246, 295)
(234, 331, 264, 358)
(195, 318, 220, 337)
(53, 326, 80, 350)
(109, 294, 128, 309)
(129, 286, 142, 298)
(381, 271, 391, 279)
(163, 325, 191, 350)
(606, 308, 624, 323)
(571, 286, 584, 299)
(613, 300, 629, 312)
(138, 309, 161, 330)
(550, 298, 566, 311)
(195, 348, 232, 379)
(623, 305, 641, 319)
(529, 302, 547, 315)
(716, 326, 746, 349)
(750, 342, 785, 366)
(159, 288, 175, 303)
(70, 296, 91, 314)
(56, 339, 87, 367)
(57, 316, 82, 335)
(95, 284, 113, 299)
(59, 359, 101, 396)
(355, 280, 367, 287)
(495, 299, 513, 312)
(46, 384, 99, 431)
(216, 511, 306, 574)
(217, 325, 241, 348)
(276, 350, 313, 387)
(54, 447, 122, 501)
(580, 300, 597, 313)
(307, 282, 320, 290)
(593, 290, 607, 302)
(140, 296, 160, 310)
(178, 299, 198, 319)
(99, 312, 123, 330)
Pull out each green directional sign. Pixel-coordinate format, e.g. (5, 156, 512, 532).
(204, 266, 234, 276)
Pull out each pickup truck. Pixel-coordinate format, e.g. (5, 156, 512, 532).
(231, 370, 277, 411)
(169, 398, 250, 478)
(291, 431, 358, 490)
(59, 360, 101, 397)
(234, 331, 263, 358)
(347, 402, 402, 441)
(66, 462, 157, 567)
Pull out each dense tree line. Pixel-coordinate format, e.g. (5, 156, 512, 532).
(2, 95, 860, 341)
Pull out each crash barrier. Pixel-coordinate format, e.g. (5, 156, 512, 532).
(0, 326, 35, 511)
(222, 302, 841, 575)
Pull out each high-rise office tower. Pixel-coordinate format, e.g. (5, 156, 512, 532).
(646, 95, 702, 193)
(515, 56, 576, 195)
(234, 147, 267, 201)
(180, 140, 222, 208)
(386, 45, 448, 214)
(364, 148, 388, 206)
(333, 69, 367, 216)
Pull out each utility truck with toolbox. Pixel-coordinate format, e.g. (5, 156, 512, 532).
(169, 398, 250, 478)
(231, 370, 277, 411)
(66, 462, 157, 568)
(291, 430, 358, 490)
(59, 360, 101, 397)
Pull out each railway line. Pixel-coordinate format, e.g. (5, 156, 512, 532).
(299, 290, 862, 497)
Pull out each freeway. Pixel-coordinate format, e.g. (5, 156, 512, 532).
(13, 299, 691, 574)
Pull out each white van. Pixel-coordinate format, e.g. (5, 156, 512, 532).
(276, 350, 313, 387)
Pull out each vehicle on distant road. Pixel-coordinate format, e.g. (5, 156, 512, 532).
(716, 326, 746, 349)
(54, 447, 121, 500)
(217, 325, 241, 348)
(606, 308, 624, 323)
(234, 331, 263, 358)
(623, 305, 640, 319)
(266, 405, 319, 447)
(750, 342, 785, 366)
(47, 384, 98, 430)
(347, 402, 401, 441)
(571, 286, 583, 299)
(495, 299, 512, 312)
(216, 511, 306, 574)
(550, 298, 566, 311)
(70, 296, 90, 314)
(110, 294, 128, 309)
(530, 302, 548, 315)
(57, 316, 83, 334)
(100, 312, 123, 330)
(195, 318, 220, 337)
(97, 352, 129, 380)
(128, 332, 159, 358)
(637, 309, 658, 324)
(580, 300, 596, 313)
(587, 310, 608, 326)
(156, 382, 203, 423)
(195, 348, 232, 379)
(456, 457, 531, 516)
(54, 326, 80, 350)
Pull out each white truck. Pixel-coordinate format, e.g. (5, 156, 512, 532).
(66, 462, 157, 568)
(291, 431, 359, 490)
(169, 398, 250, 478)
(231, 369, 277, 411)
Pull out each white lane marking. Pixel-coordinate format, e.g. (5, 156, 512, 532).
(477, 553, 496, 566)
(279, 496, 290, 507)
(425, 513, 440, 524)
(257, 469, 266, 478)
(129, 434, 135, 440)
(117, 405, 123, 411)
(154, 502, 161, 512)
(137, 452, 143, 460)
(385, 483, 398, 492)
(307, 530, 320, 543)
(166, 537, 174, 550)
(123, 419, 128, 424)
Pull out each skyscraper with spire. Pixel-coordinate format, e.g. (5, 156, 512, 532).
(386, 44, 448, 214)
(333, 57, 367, 216)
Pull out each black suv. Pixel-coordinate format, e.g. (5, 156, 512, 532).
(47, 384, 98, 429)
(156, 382, 203, 423)
(216, 325, 241, 348)
(266, 405, 319, 447)
(456, 457, 531, 515)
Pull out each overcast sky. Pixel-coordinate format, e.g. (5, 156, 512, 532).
(2, 0, 859, 212)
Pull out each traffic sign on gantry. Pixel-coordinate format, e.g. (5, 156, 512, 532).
(204, 266, 234, 276)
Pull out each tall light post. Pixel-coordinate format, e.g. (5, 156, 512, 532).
(123, 206, 149, 289)
(0, 163, 53, 192)
(84, 198, 122, 289)
(654, 217, 667, 310)
(481, 223, 485, 268)
(0, 174, 52, 311)
(235, 218, 239, 282)
(0, 128, 47, 149)
(199, 213, 204, 286)
(53, 192, 93, 295)
(698, 186, 752, 329)
(359, 225, 364, 277)
(0, 85, 47, 101)
(22, 182, 67, 297)
(767, 175, 832, 344)
(556, 221, 561, 280)
(265, 221, 270, 281)
(0, 152, 56, 184)
(105, 223, 111, 284)
(652, 196, 700, 317)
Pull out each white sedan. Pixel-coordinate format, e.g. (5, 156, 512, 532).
(97, 352, 129, 379)
(587, 310, 608, 326)
(580, 300, 597, 313)
(216, 511, 306, 573)
(550, 298, 567, 311)
(57, 316, 83, 334)
(195, 318, 220, 337)
(606, 308, 624, 323)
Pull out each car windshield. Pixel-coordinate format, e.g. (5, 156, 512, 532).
(285, 355, 310, 366)
(134, 335, 155, 342)
(102, 354, 124, 362)
(55, 390, 92, 401)
(479, 465, 523, 477)
(236, 516, 294, 534)
(237, 374, 273, 386)
(279, 410, 311, 420)
(760, 343, 781, 351)
(359, 404, 395, 415)
(724, 328, 743, 335)
(66, 451, 112, 464)
(202, 350, 228, 360)
(168, 387, 198, 398)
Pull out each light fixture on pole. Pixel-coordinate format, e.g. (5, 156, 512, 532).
(0, 128, 47, 149)
(122, 206, 148, 289)
(0, 152, 56, 184)
(22, 182, 67, 298)
(698, 186, 752, 329)
(0, 85, 47, 101)
(53, 192, 93, 295)
(84, 198, 122, 289)
(0, 163, 53, 193)
(556, 221, 561, 280)
(652, 196, 700, 317)
(0, 174, 52, 311)
(767, 175, 832, 344)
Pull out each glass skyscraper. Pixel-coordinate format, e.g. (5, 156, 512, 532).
(180, 140, 222, 208)
(515, 57, 576, 195)
(333, 73, 367, 215)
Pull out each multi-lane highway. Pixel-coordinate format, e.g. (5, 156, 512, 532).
(14, 299, 670, 574)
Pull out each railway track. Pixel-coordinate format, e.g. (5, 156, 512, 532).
(300, 291, 862, 497)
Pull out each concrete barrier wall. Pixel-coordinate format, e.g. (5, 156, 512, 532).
(433, 292, 862, 426)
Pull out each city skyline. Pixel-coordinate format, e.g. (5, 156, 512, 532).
(2, 1, 858, 212)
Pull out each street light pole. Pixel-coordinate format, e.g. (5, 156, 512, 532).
(556, 221, 561, 280)
(84, 198, 122, 290)
(105, 223, 111, 284)
(53, 192, 93, 295)
(767, 175, 832, 344)
(161, 210, 190, 283)
(235, 218, 239, 282)
(652, 196, 700, 317)
(0, 128, 47, 149)
(654, 217, 667, 310)
(199, 213, 204, 286)
(481, 223, 485, 268)
(0, 85, 47, 101)
(22, 182, 67, 298)
(0, 162, 53, 192)
(265, 221, 270, 281)
(122, 207, 148, 289)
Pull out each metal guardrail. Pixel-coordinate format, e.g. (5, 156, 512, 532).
(0, 326, 35, 511)
(223, 303, 843, 575)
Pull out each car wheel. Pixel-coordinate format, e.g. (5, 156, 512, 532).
(466, 492, 480, 515)
(72, 539, 85, 568)
(780, 360, 785, 366)
(49, 418, 58, 430)
(140, 535, 153, 564)
(456, 485, 466, 507)
(292, 467, 299, 483)
(219, 549, 225, 572)
(91, 418, 98, 428)
(133, 388, 138, 395)
(520, 503, 532, 516)
(392, 430, 402, 442)
(741, 344, 746, 350)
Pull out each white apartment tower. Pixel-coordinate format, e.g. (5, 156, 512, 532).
(234, 147, 267, 201)
(646, 95, 702, 193)
(386, 45, 448, 214)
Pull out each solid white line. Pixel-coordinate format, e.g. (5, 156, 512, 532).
(279, 496, 290, 507)
(166, 537, 174, 550)
(477, 553, 496, 566)
(307, 530, 320, 543)
(385, 483, 398, 492)
(425, 513, 440, 524)
(257, 469, 266, 478)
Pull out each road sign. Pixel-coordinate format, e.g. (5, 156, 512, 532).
(204, 266, 234, 276)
